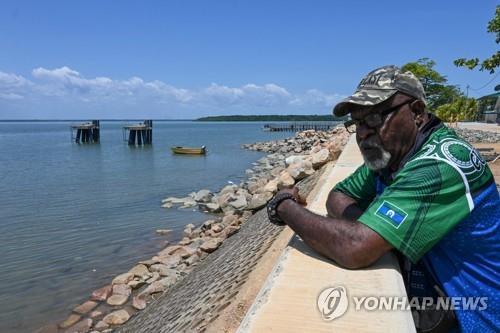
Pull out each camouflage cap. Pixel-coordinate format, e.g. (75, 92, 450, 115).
(333, 65, 426, 117)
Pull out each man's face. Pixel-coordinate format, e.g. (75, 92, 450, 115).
(350, 94, 417, 171)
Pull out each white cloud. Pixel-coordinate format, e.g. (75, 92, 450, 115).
(0, 66, 343, 117)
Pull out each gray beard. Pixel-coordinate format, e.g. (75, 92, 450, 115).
(362, 145, 392, 171)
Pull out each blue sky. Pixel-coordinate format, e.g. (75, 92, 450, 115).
(0, 0, 498, 119)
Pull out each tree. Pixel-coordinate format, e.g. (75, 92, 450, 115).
(435, 97, 478, 122)
(454, 5, 500, 73)
(402, 58, 463, 110)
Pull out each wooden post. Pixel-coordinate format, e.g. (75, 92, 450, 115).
(129, 130, 136, 145)
(76, 129, 81, 143)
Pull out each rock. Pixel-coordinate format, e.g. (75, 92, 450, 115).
(311, 148, 330, 169)
(262, 179, 279, 193)
(222, 214, 239, 226)
(158, 245, 182, 257)
(217, 192, 233, 208)
(229, 194, 248, 210)
(89, 310, 103, 319)
(94, 321, 109, 330)
(128, 264, 149, 278)
(106, 294, 128, 306)
(278, 171, 295, 188)
(200, 202, 221, 213)
(161, 202, 173, 208)
(200, 238, 223, 253)
(247, 192, 273, 210)
(112, 272, 134, 285)
(91, 285, 112, 302)
(112, 283, 131, 296)
(73, 300, 98, 315)
(285, 155, 308, 166)
(180, 199, 197, 208)
(211, 223, 224, 233)
(132, 296, 147, 310)
(159, 276, 177, 288)
(287, 160, 314, 180)
(128, 279, 146, 289)
(140, 281, 166, 295)
(220, 184, 238, 195)
(155, 229, 172, 235)
(156, 254, 182, 267)
(172, 245, 197, 259)
(162, 196, 187, 204)
(138, 259, 159, 267)
(64, 318, 92, 333)
(150, 264, 178, 277)
(221, 225, 240, 239)
(194, 189, 212, 202)
(145, 272, 160, 284)
(35, 324, 58, 333)
(185, 253, 200, 266)
(59, 314, 81, 329)
(178, 237, 193, 245)
(103, 309, 130, 325)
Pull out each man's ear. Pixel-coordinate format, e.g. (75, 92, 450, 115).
(410, 100, 426, 128)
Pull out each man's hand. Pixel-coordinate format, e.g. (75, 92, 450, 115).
(275, 187, 307, 205)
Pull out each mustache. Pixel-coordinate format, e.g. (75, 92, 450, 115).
(360, 138, 382, 150)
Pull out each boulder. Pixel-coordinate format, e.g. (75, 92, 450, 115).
(64, 318, 92, 333)
(157, 245, 182, 257)
(112, 272, 134, 285)
(59, 314, 81, 329)
(103, 309, 130, 325)
(145, 272, 160, 284)
(73, 300, 98, 315)
(278, 171, 295, 188)
(94, 321, 109, 331)
(194, 189, 212, 202)
(155, 229, 172, 235)
(90, 285, 112, 302)
(220, 184, 238, 195)
(229, 194, 248, 210)
(150, 264, 178, 277)
(128, 264, 149, 278)
(221, 225, 240, 239)
(132, 296, 147, 310)
(185, 253, 200, 266)
(128, 279, 146, 289)
(112, 284, 131, 296)
(285, 155, 308, 166)
(262, 179, 279, 193)
(222, 214, 239, 226)
(106, 294, 128, 306)
(247, 192, 273, 210)
(156, 254, 182, 268)
(200, 238, 223, 253)
(200, 202, 221, 213)
(161, 197, 186, 204)
(211, 223, 224, 233)
(140, 281, 166, 296)
(287, 160, 314, 180)
(311, 148, 330, 169)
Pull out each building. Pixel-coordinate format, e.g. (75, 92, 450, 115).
(477, 91, 500, 124)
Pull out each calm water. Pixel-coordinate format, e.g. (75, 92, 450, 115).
(0, 121, 290, 333)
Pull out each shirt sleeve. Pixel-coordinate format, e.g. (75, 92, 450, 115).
(357, 157, 472, 263)
(333, 164, 377, 211)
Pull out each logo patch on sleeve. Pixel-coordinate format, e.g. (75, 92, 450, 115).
(375, 201, 408, 228)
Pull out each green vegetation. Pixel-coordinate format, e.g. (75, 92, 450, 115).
(196, 115, 346, 121)
(402, 58, 462, 111)
(454, 5, 500, 73)
(402, 58, 479, 122)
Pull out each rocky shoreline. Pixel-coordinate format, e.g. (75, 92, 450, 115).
(37, 124, 498, 333)
(37, 127, 350, 333)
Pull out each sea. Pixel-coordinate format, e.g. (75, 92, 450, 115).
(0, 121, 292, 333)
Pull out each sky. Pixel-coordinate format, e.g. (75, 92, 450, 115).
(0, 0, 498, 119)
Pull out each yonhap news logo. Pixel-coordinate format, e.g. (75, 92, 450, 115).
(316, 286, 349, 321)
(316, 286, 488, 321)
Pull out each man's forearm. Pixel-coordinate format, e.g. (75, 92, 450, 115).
(277, 199, 382, 268)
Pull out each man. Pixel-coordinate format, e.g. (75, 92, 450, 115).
(267, 66, 499, 332)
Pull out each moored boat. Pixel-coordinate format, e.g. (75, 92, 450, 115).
(171, 146, 206, 155)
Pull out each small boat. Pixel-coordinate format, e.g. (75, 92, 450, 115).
(171, 146, 206, 155)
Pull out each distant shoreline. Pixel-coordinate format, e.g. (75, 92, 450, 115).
(196, 115, 346, 121)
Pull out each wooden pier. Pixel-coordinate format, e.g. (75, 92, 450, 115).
(123, 120, 153, 145)
(263, 122, 339, 132)
(71, 120, 100, 143)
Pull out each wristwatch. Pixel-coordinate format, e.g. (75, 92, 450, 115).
(267, 192, 297, 225)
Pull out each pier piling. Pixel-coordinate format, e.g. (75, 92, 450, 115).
(123, 120, 153, 146)
(71, 120, 100, 144)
